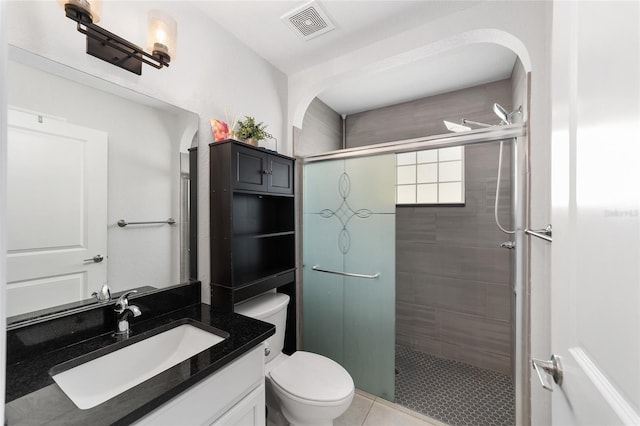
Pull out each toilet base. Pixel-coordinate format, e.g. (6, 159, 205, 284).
(265, 375, 351, 426)
(266, 404, 289, 426)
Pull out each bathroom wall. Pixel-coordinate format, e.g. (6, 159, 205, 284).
(6, 1, 289, 305)
(395, 141, 513, 374)
(293, 98, 342, 157)
(345, 79, 512, 147)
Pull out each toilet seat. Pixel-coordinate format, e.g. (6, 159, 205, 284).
(268, 351, 354, 404)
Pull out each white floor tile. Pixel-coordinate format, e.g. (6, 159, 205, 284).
(336, 393, 375, 426)
(362, 401, 439, 426)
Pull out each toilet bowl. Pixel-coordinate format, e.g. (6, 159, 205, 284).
(236, 292, 354, 426)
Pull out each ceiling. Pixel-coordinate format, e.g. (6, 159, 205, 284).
(194, 1, 517, 115)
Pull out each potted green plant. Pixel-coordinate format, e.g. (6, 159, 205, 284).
(236, 116, 268, 146)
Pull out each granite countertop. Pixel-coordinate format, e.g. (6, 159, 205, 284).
(5, 303, 274, 426)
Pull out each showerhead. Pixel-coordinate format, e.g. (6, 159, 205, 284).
(443, 120, 471, 133)
(493, 103, 523, 125)
(493, 103, 510, 124)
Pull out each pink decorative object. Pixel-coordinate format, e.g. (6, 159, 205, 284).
(210, 119, 229, 142)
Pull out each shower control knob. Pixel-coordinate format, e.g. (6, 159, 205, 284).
(500, 241, 515, 250)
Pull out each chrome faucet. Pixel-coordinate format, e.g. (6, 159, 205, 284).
(114, 290, 142, 337)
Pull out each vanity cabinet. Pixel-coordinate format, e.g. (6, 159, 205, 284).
(210, 140, 296, 308)
(133, 344, 265, 426)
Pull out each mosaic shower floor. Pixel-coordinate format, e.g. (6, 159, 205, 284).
(395, 345, 515, 426)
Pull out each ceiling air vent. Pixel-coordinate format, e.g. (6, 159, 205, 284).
(281, 1, 335, 41)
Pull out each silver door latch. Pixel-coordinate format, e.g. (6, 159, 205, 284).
(532, 354, 563, 391)
(83, 254, 104, 263)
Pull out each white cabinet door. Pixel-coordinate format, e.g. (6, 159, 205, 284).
(6, 109, 108, 316)
(211, 383, 265, 426)
(550, 2, 640, 424)
(133, 344, 265, 426)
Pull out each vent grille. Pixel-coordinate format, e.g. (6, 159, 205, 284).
(282, 1, 335, 40)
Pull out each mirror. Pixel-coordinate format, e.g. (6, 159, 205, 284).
(6, 47, 199, 326)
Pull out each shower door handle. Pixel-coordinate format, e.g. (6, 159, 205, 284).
(312, 265, 380, 279)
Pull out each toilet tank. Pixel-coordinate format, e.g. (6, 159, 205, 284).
(235, 292, 290, 364)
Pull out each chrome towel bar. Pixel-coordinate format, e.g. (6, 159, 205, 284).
(312, 265, 380, 279)
(524, 225, 552, 242)
(117, 218, 176, 227)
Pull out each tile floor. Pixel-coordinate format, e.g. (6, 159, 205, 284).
(336, 389, 445, 426)
(395, 345, 515, 426)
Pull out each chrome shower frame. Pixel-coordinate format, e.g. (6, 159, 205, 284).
(301, 122, 531, 426)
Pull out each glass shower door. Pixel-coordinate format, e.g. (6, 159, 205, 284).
(303, 154, 396, 400)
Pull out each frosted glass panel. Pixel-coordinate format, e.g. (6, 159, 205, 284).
(397, 165, 416, 184)
(347, 155, 397, 214)
(344, 214, 395, 401)
(303, 154, 395, 401)
(304, 160, 346, 213)
(302, 213, 344, 362)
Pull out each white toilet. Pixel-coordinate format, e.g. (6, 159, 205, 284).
(235, 292, 354, 426)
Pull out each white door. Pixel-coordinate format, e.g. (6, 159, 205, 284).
(6, 109, 108, 317)
(549, 1, 640, 424)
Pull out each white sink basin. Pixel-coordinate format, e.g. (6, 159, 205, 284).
(52, 324, 226, 409)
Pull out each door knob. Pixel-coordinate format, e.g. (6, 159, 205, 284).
(83, 254, 104, 263)
(532, 354, 563, 391)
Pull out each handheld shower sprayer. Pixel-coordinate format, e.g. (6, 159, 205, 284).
(443, 102, 523, 236)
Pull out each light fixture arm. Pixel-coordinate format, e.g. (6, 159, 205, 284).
(63, 3, 171, 75)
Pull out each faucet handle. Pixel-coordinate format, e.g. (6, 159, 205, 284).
(92, 283, 111, 302)
(114, 290, 138, 313)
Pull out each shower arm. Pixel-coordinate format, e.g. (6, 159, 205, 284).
(461, 119, 494, 128)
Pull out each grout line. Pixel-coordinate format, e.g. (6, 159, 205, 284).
(374, 397, 447, 426)
(360, 399, 375, 426)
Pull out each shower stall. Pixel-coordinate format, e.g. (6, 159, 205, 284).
(300, 124, 528, 425)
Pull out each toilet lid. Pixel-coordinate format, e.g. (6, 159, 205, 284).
(269, 351, 354, 403)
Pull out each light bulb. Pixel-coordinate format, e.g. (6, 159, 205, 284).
(147, 10, 177, 62)
(57, 0, 102, 23)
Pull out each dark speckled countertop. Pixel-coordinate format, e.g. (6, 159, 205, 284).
(5, 303, 274, 426)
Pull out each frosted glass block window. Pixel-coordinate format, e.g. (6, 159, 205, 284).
(395, 147, 465, 205)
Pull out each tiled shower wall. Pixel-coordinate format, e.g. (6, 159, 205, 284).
(395, 142, 513, 375)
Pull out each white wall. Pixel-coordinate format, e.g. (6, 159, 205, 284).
(0, 0, 7, 420)
(6, 1, 288, 304)
(287, 2, 552, 424)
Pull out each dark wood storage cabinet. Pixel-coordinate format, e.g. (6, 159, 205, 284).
(209, 141, 296, 351)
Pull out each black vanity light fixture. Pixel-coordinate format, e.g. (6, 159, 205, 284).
(57, 0, 177, 75)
